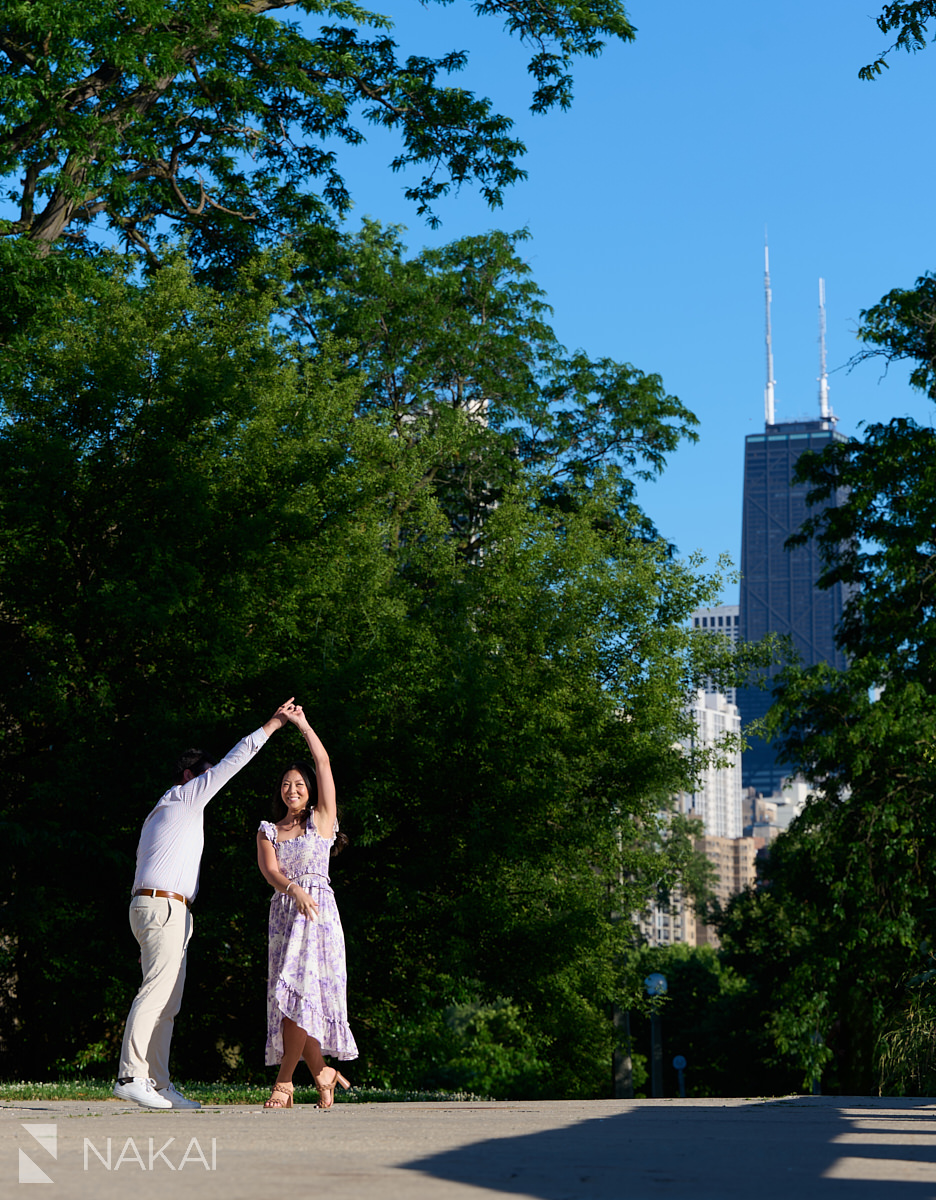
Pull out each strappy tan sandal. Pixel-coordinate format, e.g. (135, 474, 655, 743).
(263, 1081, 294, 1109)
(314, 1067, 350, 1109)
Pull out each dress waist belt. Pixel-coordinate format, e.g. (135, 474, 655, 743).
(292, 873, 332, 889)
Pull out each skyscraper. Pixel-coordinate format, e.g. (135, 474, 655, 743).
(678, 688, 743, 839)
(737, 257, 848, 794)
(692, 603, 739, 704)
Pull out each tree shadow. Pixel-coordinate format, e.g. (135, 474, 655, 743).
(399, 1097, 936, 1199)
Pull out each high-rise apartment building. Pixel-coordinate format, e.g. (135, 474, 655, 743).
(677, 688, 743, 839)
(694, 835, 762, 947)
(637, 891, 698, 949)
(692, 604, 739, 704)
(640, 682, 744, 949)
(737, 258, 848, 794)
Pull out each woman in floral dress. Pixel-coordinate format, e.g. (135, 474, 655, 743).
(256, 708, 358, 1108)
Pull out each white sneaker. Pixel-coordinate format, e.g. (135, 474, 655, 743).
(113, 1077, 173, 1108)
(156, 1082, 201, 1109)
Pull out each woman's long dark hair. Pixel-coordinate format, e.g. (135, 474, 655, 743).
(272, 761, 348, 855)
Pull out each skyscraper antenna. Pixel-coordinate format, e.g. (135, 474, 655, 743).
(764, 239, 776, 426)
(818, 277, 831, 420)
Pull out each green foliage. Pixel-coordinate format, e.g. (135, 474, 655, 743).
(658, 812, 716, 915)
(288, 221, 698, 532)
(848, 272, 936, 399)
(717, 670, 936, 1093)
(876, 949, 936, 1096)
(0, 246, 376, 1079)
(713, 267, 936, 1094)
(0, 241, 736, 1096)
(368, 989, 550, 1098)
(334, 472, 729, 1097)
(0, 0, 635, 256)
(860, 3, 936, 79)
(0, 1080, 491, 1103)
(626, 944, 789, 1097)
(787, 419, 936, 679)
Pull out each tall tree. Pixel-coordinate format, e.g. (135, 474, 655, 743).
(0, 0, 635, 262)
(288, 221, 697, 549)
(0, 250, 381, 1077)
(0, 245, 735, 1093)
(716, 274, 936, 1093)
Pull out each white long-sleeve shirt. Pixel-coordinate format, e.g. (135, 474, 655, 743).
(132, 726, 269, 901)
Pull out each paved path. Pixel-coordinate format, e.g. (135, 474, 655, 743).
(5, 1095, 936, 1199)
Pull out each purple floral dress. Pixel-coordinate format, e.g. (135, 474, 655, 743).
(259, 819, 358, 1064)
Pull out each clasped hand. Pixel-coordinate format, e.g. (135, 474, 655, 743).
(285, 703, 311, 731)
(269, 697, 298, 730)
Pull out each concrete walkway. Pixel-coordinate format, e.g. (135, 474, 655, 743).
(5, 1095, 936, 1199)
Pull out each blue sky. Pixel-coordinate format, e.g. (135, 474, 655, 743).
(314, 0, 936, 601)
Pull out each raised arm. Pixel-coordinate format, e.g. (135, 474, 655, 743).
(176, 697, 299, 809)
(287, 707, 337, 839)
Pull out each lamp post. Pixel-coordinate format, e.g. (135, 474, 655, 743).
(645, 972, 667, 1098)
(612, 1006, 634, 1098)
(673, 1054, 687, 1098)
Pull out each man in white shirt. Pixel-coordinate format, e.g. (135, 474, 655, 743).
(114, 698, 297, 1109)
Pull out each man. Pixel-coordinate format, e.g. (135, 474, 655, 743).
(114, 698, 298, 1109)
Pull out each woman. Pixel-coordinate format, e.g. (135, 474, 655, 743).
(256, 706, 358, 1108)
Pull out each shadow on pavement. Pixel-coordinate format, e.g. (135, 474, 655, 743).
(400, 1097, 936, 1200)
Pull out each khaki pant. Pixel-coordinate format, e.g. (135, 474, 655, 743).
(117, 895, 193, 1089)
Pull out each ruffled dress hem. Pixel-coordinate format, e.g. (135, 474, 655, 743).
(266, 978, 359, 1064)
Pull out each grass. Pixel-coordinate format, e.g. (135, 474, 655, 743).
(0, 1080, 491, 1104)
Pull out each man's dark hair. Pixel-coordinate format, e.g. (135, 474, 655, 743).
(174, 748, 214, 784)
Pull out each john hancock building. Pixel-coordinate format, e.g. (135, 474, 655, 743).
(736, 263, 848, 795)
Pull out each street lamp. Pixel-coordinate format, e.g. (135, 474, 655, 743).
(644, 973, 667, 1098)
(673, 1054, 687, 1098)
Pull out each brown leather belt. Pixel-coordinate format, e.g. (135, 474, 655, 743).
(133, 888, 192, 908)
